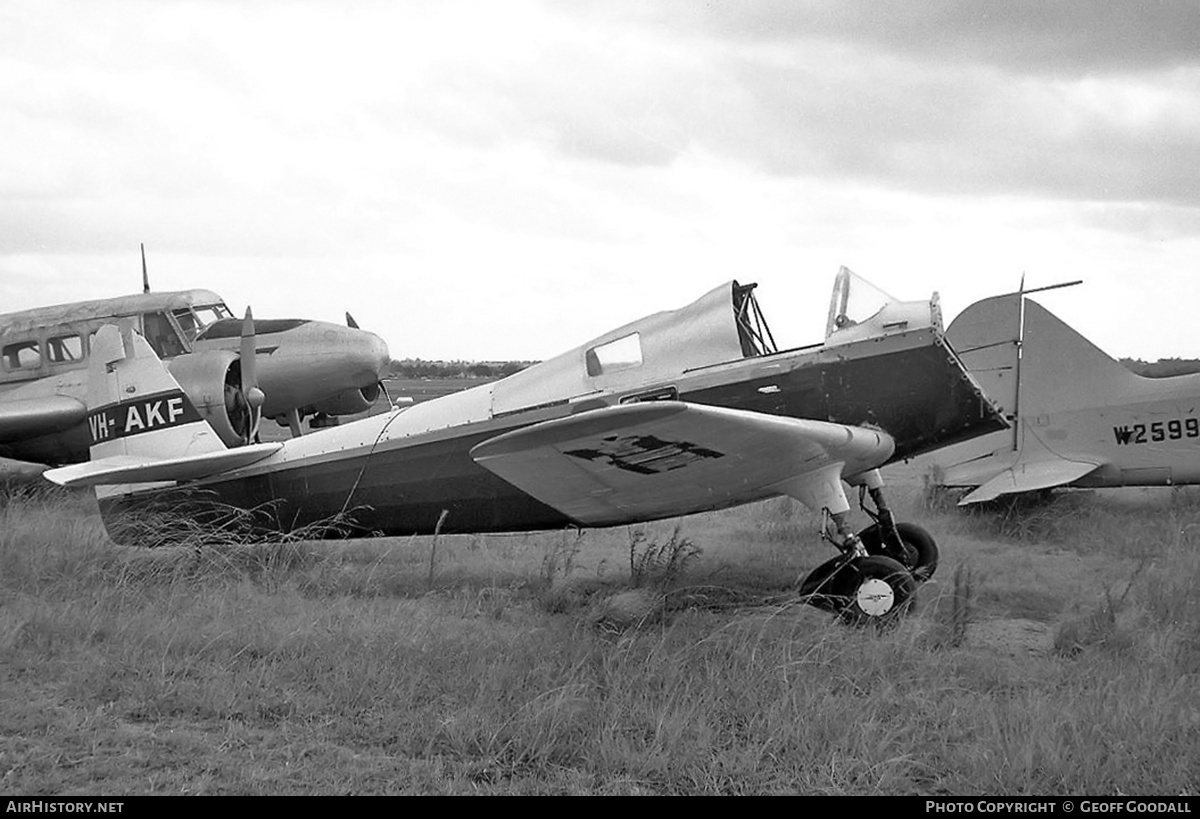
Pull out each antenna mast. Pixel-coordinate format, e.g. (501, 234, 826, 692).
(1012, 274, 1025, 452)
(141, 243, 150, 293)
(1009, 277, 1083, 451)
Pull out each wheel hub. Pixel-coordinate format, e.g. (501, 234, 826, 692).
(855, 578, 895, 616)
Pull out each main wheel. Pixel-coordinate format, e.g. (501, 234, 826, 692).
(833, 555, 917, 624)
(798, 555, 851, 614)
(858, 521, 938, 582)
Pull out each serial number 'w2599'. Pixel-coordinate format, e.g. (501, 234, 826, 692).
(1113, 418, 1200, 446)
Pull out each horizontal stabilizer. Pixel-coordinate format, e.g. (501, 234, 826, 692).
(43, 442, 282, 488)
(959, 458, 1102, 505)
(471, 401, 893, 526)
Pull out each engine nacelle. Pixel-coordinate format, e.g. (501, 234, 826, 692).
(306, 382, 383, 417)
(167, 351, 252, 447)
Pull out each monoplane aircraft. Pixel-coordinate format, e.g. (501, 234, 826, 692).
(45, 269, 1006, 622)
(923, 285, 1200, 504)
(1, 287, 390, 474)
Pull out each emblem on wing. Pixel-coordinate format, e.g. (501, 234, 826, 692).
(564, 434, 725, 475)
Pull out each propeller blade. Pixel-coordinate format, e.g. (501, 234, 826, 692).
(240, 307, 256, 387)
(240, 307, 265, 443)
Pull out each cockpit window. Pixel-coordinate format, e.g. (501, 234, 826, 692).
(143, 312, 187, 358)
(172, 309, 198, 341)
(195, 304, 232, 325)
(586, 332, 643, 377)
(2, 340, 41, 371)
(827, 270, 892, 336)
(173, 303, 232, 343)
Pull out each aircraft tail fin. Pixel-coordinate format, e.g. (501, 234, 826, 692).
(1019, 299, 1146, 413)
(944, 293, 1022, 418)
(81, 324, 228, 463)
(947, 294, 1144, 418)
(933, 291, 1151, 498)
(43, 324, 282, 490)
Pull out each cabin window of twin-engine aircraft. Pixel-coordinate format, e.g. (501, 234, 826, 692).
(47, 334, 83, 363)
(2, 340, 41, 371)
(586, 332, 644, 377)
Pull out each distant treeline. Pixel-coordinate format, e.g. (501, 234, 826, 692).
(388, 358, 539, 379)
(391, 356, 1200, 380)
(1120, 357, 1200, 378)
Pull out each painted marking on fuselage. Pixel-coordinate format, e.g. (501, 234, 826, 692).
(86, 389, 202, 443)
(565, 434, 724, 475)
(1113, 418, 1200, 446)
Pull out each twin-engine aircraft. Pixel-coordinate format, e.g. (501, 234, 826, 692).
(45, 269, 1006, 622)
(0, 288, 391, 475)
(924, 285, 1200, 504)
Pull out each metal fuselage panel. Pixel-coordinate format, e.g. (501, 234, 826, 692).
(99, 327, 1004, 538)
(1071, 397, 1200, 487)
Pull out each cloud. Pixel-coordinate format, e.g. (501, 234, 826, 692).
(1, 1, 1198, 360)
(555, 2, 1200, 209)
(623, 0, 1200, 76)
(713, 56, 1200, 208)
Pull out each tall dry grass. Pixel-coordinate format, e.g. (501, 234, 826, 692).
(0, 485, 1197, 794)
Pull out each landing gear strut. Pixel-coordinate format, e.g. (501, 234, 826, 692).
(797, 469, 937, 623)
(855, 484, 939, 582)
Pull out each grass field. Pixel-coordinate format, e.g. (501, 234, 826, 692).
(383, 377, 493, 404)
(1, 464, 1198, 795)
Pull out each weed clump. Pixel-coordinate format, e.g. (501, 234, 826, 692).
(1052, 595, 1132, 658)
(628, 525, 701, 588)
(924, 562, 978, 649)
(102, 490, 364, 551)
(919, 465, 962, 513)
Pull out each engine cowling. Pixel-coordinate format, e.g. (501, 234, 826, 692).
(305, 382, 383, 417)
(166, 351, 254, 447)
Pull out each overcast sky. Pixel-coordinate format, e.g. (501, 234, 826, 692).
(3, 1, 1198, 361)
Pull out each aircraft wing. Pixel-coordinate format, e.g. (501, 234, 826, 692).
(0, 395, 88, 443)
(43, 442, 283, 488)
(470, 402, 893, 526)
(958, 457, 1103, 505)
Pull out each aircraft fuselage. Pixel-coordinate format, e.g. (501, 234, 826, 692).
(100, 324, 1004, 539)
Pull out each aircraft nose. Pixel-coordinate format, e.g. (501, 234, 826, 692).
(360, 331, 391, 379)
(256, 321, 390, 411)
(318, 324, 390, 381)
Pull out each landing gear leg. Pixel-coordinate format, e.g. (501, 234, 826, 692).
(825, 509, 867, 559)
(285, 408, 303, 438)
(793, 468, 921, 622)
(853, 469, 939, 582)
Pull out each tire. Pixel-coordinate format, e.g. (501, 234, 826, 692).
(833, 556, 917, 625)
(799, 555, 851, 614)
(858, 521, 939, 582)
